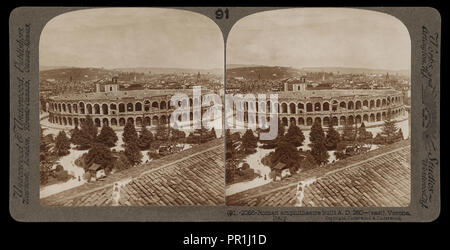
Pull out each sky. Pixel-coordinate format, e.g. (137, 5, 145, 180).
(227, 8, 411, 71)
(40, 8, 224, 69)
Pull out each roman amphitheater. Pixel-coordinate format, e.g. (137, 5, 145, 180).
(44, 81, 211, 129)
(236, 82, 407, 129)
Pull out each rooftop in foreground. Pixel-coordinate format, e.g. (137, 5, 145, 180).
(226, 139, 410, 207)
(41, 139, 224, 206)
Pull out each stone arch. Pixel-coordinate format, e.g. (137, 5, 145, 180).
(160, 101, 167, 109)
(289, 117, 296, 126)
(127, 117, 134, 125)
(281, 103, 288, 113)
(135, 102, 142, 112)
(363, 114, 369, 122)
(86, 104, 93, 114)
(281, 117, 288, 127)
(355, 115, 362, 125)
(67, 104, 72, 113)
(73, 103, 78, 113)
(127, 103, 134, 112)
(144, 100, 151, 111)
(382, 99, 387, 107)
(74, 118, 79, 127)
(58, 103, 62, 113)
(289, 103, 296, 114)
(370, 114, 375, 122)
(119, 118, 126, 126)
(94, 118, 101, 127)
(370, 100, 375, 109)
(119, 103, 125, 113)
(323, 116, 330, 126)
(298, 117, 305, 126)
(136, 117, 142, 127)
(102, 118, 109, 126)
(152, 101, 159, 108)
(376, 113, 381, 121)
(63, 117, 67, 125)
(348, 115, 354, 125)
(340, 101, 346, 110)
(144, 116, 151, 126)
(376, 99, 381, 107)
(152, 116, 159, 126)
(314, 117, 321, 125)
(160, 115, 167, 125)
(297, 103, 304, 113)
(382, 112, 386, 120)
(111, 118, 117, 126)
(62, 103, 66, 112)
(348, 101, 354, 110)
(306, 103, 313, 112)
(340, 116, 346, 126)
(306, 117, 313, 126)
(363, 100, 369, 109)
(332, 116, 338, 126)
(94, 103, 100, 114)
(331, 100, 339, 111)
(314, 102, 321, 111)
(102, 104, 108, 115)
(68, 117, 72, 125)
(323, 102, 330, 111)
(355, 101, 362, 110)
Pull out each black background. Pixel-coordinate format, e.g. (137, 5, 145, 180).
(5, 0, 447, 249)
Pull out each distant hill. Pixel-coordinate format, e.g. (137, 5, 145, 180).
(226, 66, 302, 80)
(39, 67, 115, 81)
(112, 67, 223, 75)
(226, 64, 265, 69)
(300, 67, 410, 77)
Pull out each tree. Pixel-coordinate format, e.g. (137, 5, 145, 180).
(309, 121, 329, 165)
(325, 122, 340, 150)
(155, 122, 169, 141)
(124, 141, 142, 166)
(75, 115, 98, 149)
(241, 129, 258, 154)
(261, 118, 284, 149)
(70, 126, 82, 145)
(84, 142, 114, 170)
(381, 110, 399, 144)
(310, 121, 326, 145)
(341, 121, 356, 142)
(357, 122, 373, 142)
(96, 124, 118, 147)
(271, 137, 301, 171)
(285, 125, 305, 147)
(138, 126, 154, 150)
(123, 121, 138, 145)
(55, 130, 71, 156)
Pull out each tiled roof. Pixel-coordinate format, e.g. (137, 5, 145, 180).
(226, 140, 410, 207)
(41, 139, 224, 206)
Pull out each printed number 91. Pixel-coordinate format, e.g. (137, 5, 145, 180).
(215, 8, 229, 19)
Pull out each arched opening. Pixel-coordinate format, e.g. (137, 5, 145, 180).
(298, 117, 305, 126)
(340, 116, 346, 126)
(323, 102, 330, 111)
(281, 103, 288, 113)
(376, 113, 381, 121)
(332, 116, 338, 126)
(119, 118, 126, 126)
(63, 117, 67, 125)
(119, 103, 125, 113)
(348, 101, 354, 110)
(306, 103, 313, 112)
(62, 104, 66, 112)
(160, 101, 166, 109)
(290, 117, 296, 126)
(382, 112, 386, 120)
(87, 104, 93, 114)
(348, 115, 354, 125)
(152, 116, 159, 126)
(323, 117, 330, 127)
(340, 101, 346, 110)
(73, 104, 78, 113)
(376, 99, 381, 108)
(314, 117, 321, 125)
(102, 118, 109, 126)
(314, 102, 321, 111)
(355, 115, 362, 125)
(68, 117, 72, 125)
(363, 114, 369, 122)
(94, 118, 101, 127)
(306, 117, 313, 126)
(281, 117, 288, 127)
(362, 100, 368, 109)
(136, 117, 142, 127)
(160, 115, 167, 125)
(67, 104, 72, 113)
(298, 103, 304, 113)
(356, 101, 361, 110)
(370, 100, 375, 109)
(127, 117, 134, 125)
(382, 99, 387, 107)
(127, 103, 134, 112)
(94, 104, 100, 114)
(144, 116, 151, 126)
(135, 102, 142, 112)
(111, 118, 117, 126)
(152, 101, 159, 108)
(74, 118, 79, 127)
(289, 103, 296, 114)
(370, 114, 375, 122)
(102, 104, 108, 115)
(332, 100, 338, 111)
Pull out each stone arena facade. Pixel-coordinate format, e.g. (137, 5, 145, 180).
(45, 88, 206, 128)
(238, 88, 407, 128)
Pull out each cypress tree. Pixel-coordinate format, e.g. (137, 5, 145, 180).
(241, 129, 258, 154)
(123, 121, 138, 145)
(138, 126, 154, 150)
(271, 136, 301, 171)
(96, 124, 118, 147)
(124, 141, 142, 166)
(310, 120, 326, 145)
(85, 142, 114, 169)
(309, 121, 329, 165)
(325, 122, 340, 150)
(55, 130, 71, 156)
(381, 109, 399, 144)
(285, 124, 305, 147)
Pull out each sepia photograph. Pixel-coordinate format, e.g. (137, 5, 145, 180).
(38, 8, 225, 206)
(225, 8, 412, 207)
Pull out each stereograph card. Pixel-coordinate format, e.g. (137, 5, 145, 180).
(9, 7, 440, 222)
